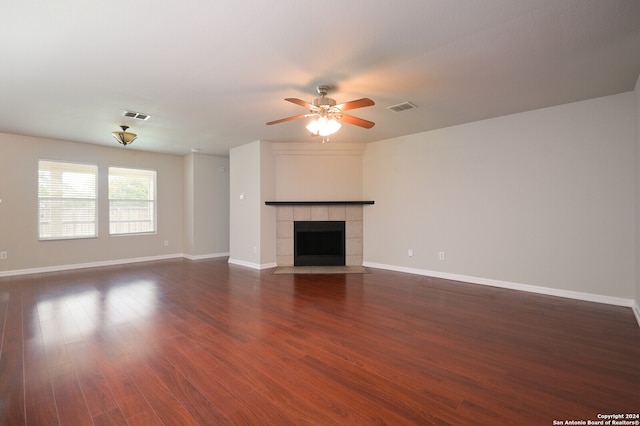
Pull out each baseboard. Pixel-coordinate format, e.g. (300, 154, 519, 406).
(227, 258, 277, 270)
(183, 252, 230, 261)
(0, 253, 184, 278)
(363, 261, 640, 328)
(3, 256, 637, 328)
(0, 253, 269, 278)
(632, 301, 640, 328)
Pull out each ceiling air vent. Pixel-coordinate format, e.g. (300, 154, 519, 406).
(387, 102, 416, 112)
(123, 111, 151, 121)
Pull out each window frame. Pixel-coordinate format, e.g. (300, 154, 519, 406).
(38, 159, 98, 241)
(108, 166, 157, 236)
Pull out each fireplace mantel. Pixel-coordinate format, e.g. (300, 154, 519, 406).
(265, 201, 374, 206)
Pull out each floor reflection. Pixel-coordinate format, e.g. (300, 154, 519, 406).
(35, 280, 158, 346)
(105, 280, 158, 325)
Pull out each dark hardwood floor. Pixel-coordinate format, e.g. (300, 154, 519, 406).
(1, 258, 639, 425)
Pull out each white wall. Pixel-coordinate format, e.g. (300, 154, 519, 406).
(364, 93, 636, 300)
(271, 143, 364, 200)
(229, 141, 263, 267)
(260, 142, 276, 265)
(184, 153, 195, 254)
(0, 133, 185, 274)
(183, 153, 229, 258)
(229, 141, 365, 268)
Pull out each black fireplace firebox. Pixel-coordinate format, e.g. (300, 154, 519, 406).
(294, 221, 345, 266)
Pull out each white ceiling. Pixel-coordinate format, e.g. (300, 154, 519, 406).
(1, 0, 639, 156)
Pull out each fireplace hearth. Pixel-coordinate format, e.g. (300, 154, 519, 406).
(294, 221, 345, 266)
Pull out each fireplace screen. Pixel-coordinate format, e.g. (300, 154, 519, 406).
(294, 221, 345, 266)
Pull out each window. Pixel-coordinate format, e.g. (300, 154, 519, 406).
(38, 160, 98, 240)
(109, 167, 156, 235)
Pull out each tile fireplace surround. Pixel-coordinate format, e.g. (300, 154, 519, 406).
(274, 205, 364, 267)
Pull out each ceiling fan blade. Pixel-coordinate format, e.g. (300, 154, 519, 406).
(335, 98, 375, 111)
(285, 98, 314, 109)
(340, 114, 375, 129)
(266, 114, 308, 125)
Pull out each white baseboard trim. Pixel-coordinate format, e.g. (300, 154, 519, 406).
(3, 256, 637, 328)
(183, 252, 230, 261)
(363, 261, 640, 327)
(0, 253, 184, 278)
(632, 301, 640, 327)
(227, 258, 277, 270)
(0, 253, 269, 278)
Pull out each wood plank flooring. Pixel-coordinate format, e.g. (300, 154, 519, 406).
(1, 258, 639, 425)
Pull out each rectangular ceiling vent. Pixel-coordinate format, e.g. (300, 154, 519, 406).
(123, 111, 151, 121)
(387, 102, 416, 112)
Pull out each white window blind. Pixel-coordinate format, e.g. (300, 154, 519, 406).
(109, 167, 156, 235)
(38, 160, 98, 240)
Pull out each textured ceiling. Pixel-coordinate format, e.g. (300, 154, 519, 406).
(1, 0, 639, 156)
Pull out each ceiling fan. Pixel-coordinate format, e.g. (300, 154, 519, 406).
(266, 85, 375, 139)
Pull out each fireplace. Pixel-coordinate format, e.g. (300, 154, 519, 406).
(272, 204, 366, 267)
(294, 221, 345, 266)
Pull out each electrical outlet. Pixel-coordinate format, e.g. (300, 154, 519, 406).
(0, 251, 7, 260)
(439, 251, 445, 260)
(164, 240, 169, 247)
(408, 249, 414, 257)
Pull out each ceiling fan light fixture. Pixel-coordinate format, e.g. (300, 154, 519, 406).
(306, 116, 341, 136)
(267, 85, 373, 139)
(112, 125, 137, 146)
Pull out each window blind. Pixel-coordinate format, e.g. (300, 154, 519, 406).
(109, 167, 156, 235)
(38, 160, 98, 240)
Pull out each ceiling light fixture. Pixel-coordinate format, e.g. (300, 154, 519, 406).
(306, 115, 342, 137)
(267, 85, 374, 143)
(112, 125, 137, 146)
